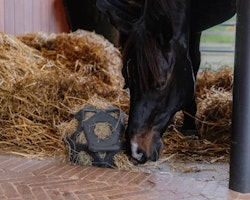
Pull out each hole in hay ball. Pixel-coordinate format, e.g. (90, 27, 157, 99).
(98, 152, 107, 159)
(94, 122, 112, 140)
(109, 110, 120, 120)
(76, 131, 87, 144)
(77, 151, 93, 166)
(84, 111, 96, 121)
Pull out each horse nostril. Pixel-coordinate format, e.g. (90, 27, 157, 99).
(133, 149, 148, 164)
(131, 142, 148, 163)
(136, 149, 147, 164)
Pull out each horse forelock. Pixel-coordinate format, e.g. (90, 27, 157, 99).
(122, 0, 177, 92)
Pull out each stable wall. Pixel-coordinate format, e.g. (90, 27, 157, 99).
(0, 0, 69, 35)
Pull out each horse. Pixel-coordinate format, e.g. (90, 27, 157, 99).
(63, 0, 119, 45)
(95, 0, 236, 163)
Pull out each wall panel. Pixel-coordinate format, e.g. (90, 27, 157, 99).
(0, 0, 4, 31)
(0, 0, 69, 35)
(14, 0, 25, 35)
(4, 0, 15, 34)
(23, 0, 33, 32)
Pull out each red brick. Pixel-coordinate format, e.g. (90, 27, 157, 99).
(61, 191, 78, 200)
(5, 159, 29, 171)
(128, 172, 151, 185)
(1, 183, 19, 198)
(16, 184, 34, 196)
(106, 170, 131, 183)
(71, 166, 99, 180)
(46, 189, 64, 200)
(0, 172, 31, 182)
(31, 187, 50, 200)
(59, 165, 85, 178)
(79, 167, 107, 181)
(76, 193, 95, 200)
(32, 178, 73, 188)
(48, 164, 77, 177)
(117, 171, 142, 184)
(0, 157, 16, 168)
(108, 189, 151, 200)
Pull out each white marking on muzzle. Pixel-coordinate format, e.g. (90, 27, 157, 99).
(131, 142, 143, 160)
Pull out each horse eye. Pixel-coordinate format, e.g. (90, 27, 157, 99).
(156, 81, 168, 91)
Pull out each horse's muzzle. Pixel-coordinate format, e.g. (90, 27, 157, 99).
(130, 137, 163, 164)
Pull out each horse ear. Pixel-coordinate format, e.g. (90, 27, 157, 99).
(96, 0, 142, 33)
(108, 14, 134, 34)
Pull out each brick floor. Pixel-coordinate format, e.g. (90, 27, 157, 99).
(0, 154, 249, 200)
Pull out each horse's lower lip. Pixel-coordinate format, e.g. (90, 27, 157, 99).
(130, 157, 141, 165)
(134, 158, 147, 164)
(148, 152, 159, 162)
(130, 154, 148, 164)
(149, 156, 158, 162)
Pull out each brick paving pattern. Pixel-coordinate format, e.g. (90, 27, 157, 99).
(0, 154, 249, 200)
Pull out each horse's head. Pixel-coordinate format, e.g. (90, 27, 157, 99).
(123, 35, 195, 163)
(97, 0, 195, 163)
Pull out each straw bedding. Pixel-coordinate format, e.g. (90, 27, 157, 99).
(0, 30, 232, 167)
(162, 68, 232, 163)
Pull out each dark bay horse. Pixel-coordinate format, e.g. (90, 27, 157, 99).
(95, 0, 236, 163)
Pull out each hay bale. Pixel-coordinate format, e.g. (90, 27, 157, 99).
(18, 31, 124, 90)
(196, 68, 233, 95)
(197, 87, 232, 142)
(196, 68, 233, 143)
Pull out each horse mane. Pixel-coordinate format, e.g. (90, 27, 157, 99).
(121, 0, 178, 92)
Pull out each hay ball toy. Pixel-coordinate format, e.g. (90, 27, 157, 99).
(64, 106, 125, 168)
